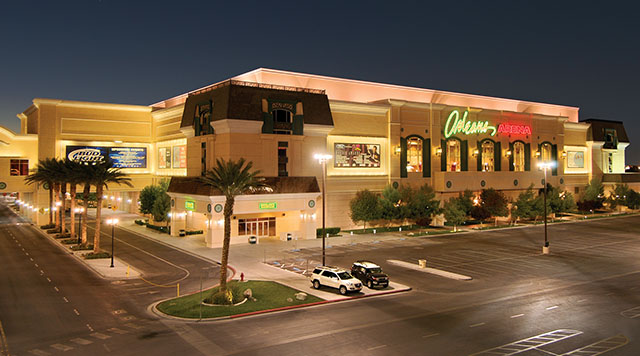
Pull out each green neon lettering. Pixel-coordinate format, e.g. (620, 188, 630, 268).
(444, 110, 497, 138)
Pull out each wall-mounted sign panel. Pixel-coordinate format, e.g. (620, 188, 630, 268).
(185, 200, 196, 211)
(497, 123, 532, 135)
(567, 151, 585, 168)
(444, 110, 497, 138)
(158, 147, 171, 169)
(66, 146, 147, 168)
(173, 146, 187, 168)
(334, 143, 380, 168)
(259, 202, 277, 210)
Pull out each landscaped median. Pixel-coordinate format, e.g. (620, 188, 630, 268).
(156, 280, 324, 319)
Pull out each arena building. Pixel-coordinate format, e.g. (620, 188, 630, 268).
(1, 68, 635, 247)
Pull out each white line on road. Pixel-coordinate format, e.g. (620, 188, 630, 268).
(39, 270, 44, 274)
(73, 309, 80, 316)
(422, 333, 440, 338)
(577, 299, 587, 303)
(50, 344, 73, 351)
(63, 297, 68, 302)
(510, 314, 525, 318)
(34, 263, 38, 267)
(86, 324, 94, 332)
(54, 287, 59, 292)
(90, 332, 111, 340)
(46, 277, 51, 282)
(366, 345, 387, 351)
(70, 338, 92, 345)
(29, 349, 50, 355)
(546, 306, 559, 310)
(29, 257, 33, 261)
(470, 322, 486, 328)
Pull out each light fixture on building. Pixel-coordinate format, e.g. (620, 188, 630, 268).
(114, 140, 123, 144)
(535, 150, 541, 157)
(505, 150, 512, 158)
(394, 145, 402, 155)
(435, 147, 443, 156)
(472, 148, 479, 157)
(561, 151, 567, 158)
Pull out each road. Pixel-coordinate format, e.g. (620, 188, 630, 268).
(2, 202, 640, 355)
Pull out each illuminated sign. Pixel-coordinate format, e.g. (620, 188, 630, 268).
(497, 123, 532, 135)
(259, 202, 277, 210)
(66, 146, 147, 168)
(334, 143, 380, 168)
(444, 110, 496, 138)
(158, 147, 171, 169)
(567, 151, 584, 168)
(185, 200, 196, 211)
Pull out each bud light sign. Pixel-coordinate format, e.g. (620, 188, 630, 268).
(66, 146, 147, 168)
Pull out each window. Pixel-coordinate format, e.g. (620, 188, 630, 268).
(10, 159, 28, 176)
(481, 141, 494, 172)
(407, 137, 422, 173)
(194, 102, 212, 136)
(272, 109, 292, 135)
(446, 139, 461, 172)
(200, 142, 207, 176)
(607, 152, 614, 173)
(540, 143, 552, 162)
(513, 142, 525, 172)
(238, 217, 276, 236)
(322, 271, 336, 278)
(604, 129, 618, 149)
(278, 141, 288, 177)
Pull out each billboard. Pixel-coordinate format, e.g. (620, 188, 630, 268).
(567, 151, 585, 168)
(334, 143, 381, 168)
(66, 146, 147, 168)
(173, 146, 186, 168)
(158, 147, 171, 169)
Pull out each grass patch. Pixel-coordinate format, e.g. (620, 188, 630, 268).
(157, 280, 323, 319)
(71, 244, 93, 251)
(60, 238, 78, 244)
(406, 228, 459, 237)
(472, 224, 523, 230)
(84, 252, 110, 259)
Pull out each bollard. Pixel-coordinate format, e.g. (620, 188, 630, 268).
(177, 283, 180, 297)
(126, 265, 130, 277)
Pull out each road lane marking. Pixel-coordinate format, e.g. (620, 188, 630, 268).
(577, 299, 587, 303)
(39, 270, 44, 274)
(90, 332, 111, 340)
(29, 257, 33, 261)
(63, 297, 69, 302)
(54, 287, 59, 292)
(46, 277, 51, 282)
(562, 334, 628, 355)
(124, 323, 144, 330)
(423, 333, 440, 338)
(34, 263, 38, 267)
(50, 343, 73, 351)
(86, 324, 94, 332)
(470, 322, 486, 328)
(107, 327, 128, 334)
(620, 306, 640, 319)
(73, 309, 80, 316)
(29, 349, 50, 356)
(470, 329, 583, 356)
(366, 345, 387, 351)
(70, 338, 92, 345)
(510, 314, 525, 318)
(546, 306, 559, 310)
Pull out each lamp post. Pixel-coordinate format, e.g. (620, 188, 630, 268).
(75, 207, 84, 244)
(107, 218, 118, 267)
(314, 153, 332, 266)
(537, 162, 553, 254)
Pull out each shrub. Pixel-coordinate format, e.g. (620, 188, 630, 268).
(415, 217, 431, 227)
(84, 252, 110, 259)
(146, 223, 170, 234)
(46, 228, 59, 234)
(134, 219, 145, 226)
(185, 230, 203, 235)
(40, 224, 56, 229)
(61, 238, 77, 244)
(206, 282, 245, 305)
(577, 200, 603, 212)
(71, 244, 93, 251)
(55, 233, 71, 239)
(316, 227, 340, 237)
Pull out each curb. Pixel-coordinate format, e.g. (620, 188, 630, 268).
(150, 283, 411, 322)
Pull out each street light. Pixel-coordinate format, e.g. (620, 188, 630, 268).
(75, 207, 84, 244)
(314, 153, 332, 266)
(106, 218, 119, 267)
(538, 162, 555, 254)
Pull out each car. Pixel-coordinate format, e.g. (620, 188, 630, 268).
(351, 261, 389, 289)
(310, 266, 363, 295)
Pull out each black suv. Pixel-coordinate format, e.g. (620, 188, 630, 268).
(351, 261, 389, 289)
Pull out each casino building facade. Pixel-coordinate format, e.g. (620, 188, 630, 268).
(1, 68, 635, 247)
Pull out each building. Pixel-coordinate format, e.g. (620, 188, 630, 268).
(1, 68, 636, 247)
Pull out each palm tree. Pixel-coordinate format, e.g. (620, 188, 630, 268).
(25, 158, 58, 225)
(91, 159, 132, 253)
(201, 158, 267, 298)
(64, 159, 87, 240)
(51, 159, 68, 234)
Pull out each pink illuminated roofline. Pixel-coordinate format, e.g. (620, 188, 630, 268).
(151, 68, 579, 122)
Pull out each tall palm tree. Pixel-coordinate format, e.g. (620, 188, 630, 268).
(25, 158, 58, 225)
(201, 158, 267, 297)
(64, 159, 86, 239)
(51, 159, 69, 234)
(78, 163, 94, 245)
(91, 159, 132, 253)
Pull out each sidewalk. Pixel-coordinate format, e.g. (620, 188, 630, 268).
(97, 210, 411, 301)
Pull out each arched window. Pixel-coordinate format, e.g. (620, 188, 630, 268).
(446, 139, 461, 172)
(481, 141, 494, 172)
(513, 142, 525, 172)
(272, 109, 292, 135)
(540, 143, 552, 162)
(407, 137, 422, 172)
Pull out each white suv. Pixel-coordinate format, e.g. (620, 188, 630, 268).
(310, 266, 363, 295)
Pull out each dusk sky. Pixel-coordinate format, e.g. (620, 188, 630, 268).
(2, 1, 639, 162)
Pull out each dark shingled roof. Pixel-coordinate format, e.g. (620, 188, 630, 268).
(180, 80, 333, 128)
(167, 176, 320, 196)
(582, 119, 629, 143)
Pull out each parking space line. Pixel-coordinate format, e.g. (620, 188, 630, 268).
(470, 322, 486, 328)
(562, 334, 628, 355)
(470, 329, 582, 356)
(510, 314, 524, 318)
(366, 344, 387, 351)
(546, 306, 558, 310)
(50, 343, 73, 351)
(423, 333, 440, 338)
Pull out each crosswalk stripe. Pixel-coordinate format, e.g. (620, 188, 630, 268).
(107, 327, 129, 334)
(90, 332, 111, 340)
(70, 338, 93, 345)
(50, 343, 74, 351)
(29, 349, 51, 356)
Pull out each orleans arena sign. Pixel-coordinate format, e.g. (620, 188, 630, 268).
(443, 110, 531, 139)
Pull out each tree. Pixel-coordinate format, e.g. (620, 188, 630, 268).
(443, 199, 466, 232)
(63, 159, 88, 239)
(470, 205, 491, 222)
(25, 158, 57, 225)
(379, 185, 402, 224)
(91, 160, 132, 254)
(580, 177, 605, 210)
(607, 184, 630, 210)
(152, 191, 171, 224)
(548, 185, 577, 215)
(404, 184, 440, 226)
(455, 189, 475, 216)
(200, 158, 267, 301)
(139, 185, 161, 215)
(626, 189, 640, 209)
(512, 185, 537, 222)
(480, 188, 508, 226)
(349, 189, 381, 230)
